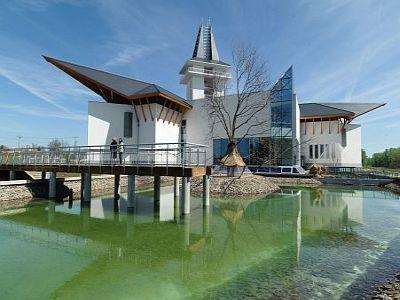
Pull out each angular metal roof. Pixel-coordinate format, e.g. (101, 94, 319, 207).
(192, 21, 219, 61)
(299, 102, 385, 119)
(317, 102, 386, 118)
(43, 56, 191, 109)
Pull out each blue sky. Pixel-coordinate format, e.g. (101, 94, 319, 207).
(0, 0, 399, 155)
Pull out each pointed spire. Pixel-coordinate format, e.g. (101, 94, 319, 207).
(192, 18, 219, 61)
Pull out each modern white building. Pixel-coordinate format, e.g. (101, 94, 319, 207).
(44, 21, 384, 169)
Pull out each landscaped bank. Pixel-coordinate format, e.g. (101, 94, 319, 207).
(191, 174, 280, 195)
(0, 175, 172, 209)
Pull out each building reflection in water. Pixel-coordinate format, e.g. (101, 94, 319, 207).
(0, 185, 374, 299)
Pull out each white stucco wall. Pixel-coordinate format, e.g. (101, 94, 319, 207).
(88, 101, 182, 164)
(300, 120, 362, 167)
(184, 93, 272, 164)
(88, 101, 139, 146)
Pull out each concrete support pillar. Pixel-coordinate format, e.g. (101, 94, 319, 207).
(80, 205, 90, 231)
(83, 173, 91, 204)
(80, 173, 84, 200)
(173, 177, 179, 198)
(9, 170, 16, 181)
(114, 175, 120, 200)
(114, 175, 120, 212)
(127, 175, 136, 209)
(41, 172, 46, 180)
(154, 176, 161, 203)
(202, 175, 210, 207)
(182, 177, 191, 215)
(49, 172, 57, 199)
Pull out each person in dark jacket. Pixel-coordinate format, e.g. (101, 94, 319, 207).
(118, 138, 124, 164)
(110, 138, 117, 163)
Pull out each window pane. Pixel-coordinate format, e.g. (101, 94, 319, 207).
(124, 112, 133, 138)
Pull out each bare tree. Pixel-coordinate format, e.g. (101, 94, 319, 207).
(204, 43, 270, 171)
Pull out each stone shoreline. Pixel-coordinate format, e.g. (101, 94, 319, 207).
(370, 273, 400, 299)
(385, 181, 400, 195)
(0, 175, 172, 210)
(191, 174, 280, 196)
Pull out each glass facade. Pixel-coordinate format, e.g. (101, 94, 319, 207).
(213, 67, 296, 166)
(269, 66, 294, 165)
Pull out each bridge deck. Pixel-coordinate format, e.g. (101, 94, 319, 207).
(0, 164, 211, 177)
(0, 143, 211, 177)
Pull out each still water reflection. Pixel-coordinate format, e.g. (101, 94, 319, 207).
(0, 186, 400, 299)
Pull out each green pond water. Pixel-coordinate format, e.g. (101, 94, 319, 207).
(1, 186, 400, 299)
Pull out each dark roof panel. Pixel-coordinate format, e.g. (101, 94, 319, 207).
(318, 102, 385, 118)
(299, 103, 353, 118)
(43, 56, 189, 106)
(300, 102, 385, 119)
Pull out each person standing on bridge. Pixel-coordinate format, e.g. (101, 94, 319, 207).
(118, 138, 124, 164)
(110, 138, 118, 163)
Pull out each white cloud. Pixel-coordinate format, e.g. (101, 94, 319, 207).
(12, 0, 80, 11)
(0, 103, 86, 121)
(105, 45, 155, 67)
(0, 54, 96, 112)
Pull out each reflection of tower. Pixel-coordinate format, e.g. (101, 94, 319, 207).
(179, 19, 231, 100)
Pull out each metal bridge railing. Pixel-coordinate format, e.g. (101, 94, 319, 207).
(0, 143, 208, 168)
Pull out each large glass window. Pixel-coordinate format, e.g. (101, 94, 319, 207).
(269, 67, 295, 165)
(309, 145, 313, 159)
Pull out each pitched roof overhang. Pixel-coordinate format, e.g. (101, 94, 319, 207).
(43, 56, 192, 111)
(299, 102, 385, 122)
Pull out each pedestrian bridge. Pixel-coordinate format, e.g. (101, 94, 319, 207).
(0, 143, 211, 177)
(0, 143, 211, 215)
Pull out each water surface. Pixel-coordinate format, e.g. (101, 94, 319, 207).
(0, 186, 400, 299)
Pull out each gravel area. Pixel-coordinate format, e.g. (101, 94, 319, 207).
(370, 273, 400, 299)
(385, 182, 400, 195)
(191, 174, 280, 196)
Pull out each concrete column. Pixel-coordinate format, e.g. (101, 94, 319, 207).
(49, 172, 57, 199)
(9, 170, 16, 181)
(202, 175, 210, 207)
(154, 176, 161, 202)
(80, 205, 90, 231)
(173, 177, 179, 198)
(127, 175, 136, 210)
(114, 174, 120, 201)
(83, 173, 91, 204)
(80, 173, 84, 200)
(114, 175, 120, 213)
(182, 177, 191, 215)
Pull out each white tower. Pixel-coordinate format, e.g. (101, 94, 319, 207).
(180, 20, 231, 100)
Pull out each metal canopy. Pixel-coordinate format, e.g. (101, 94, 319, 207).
(43, 56, 192, 110)
(299, 102, 385, 120)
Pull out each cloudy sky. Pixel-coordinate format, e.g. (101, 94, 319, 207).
(0, 0, 398, 154)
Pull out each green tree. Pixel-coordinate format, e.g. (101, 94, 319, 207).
(361, 149, 369, 166)
(48, 138, 68, 152)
